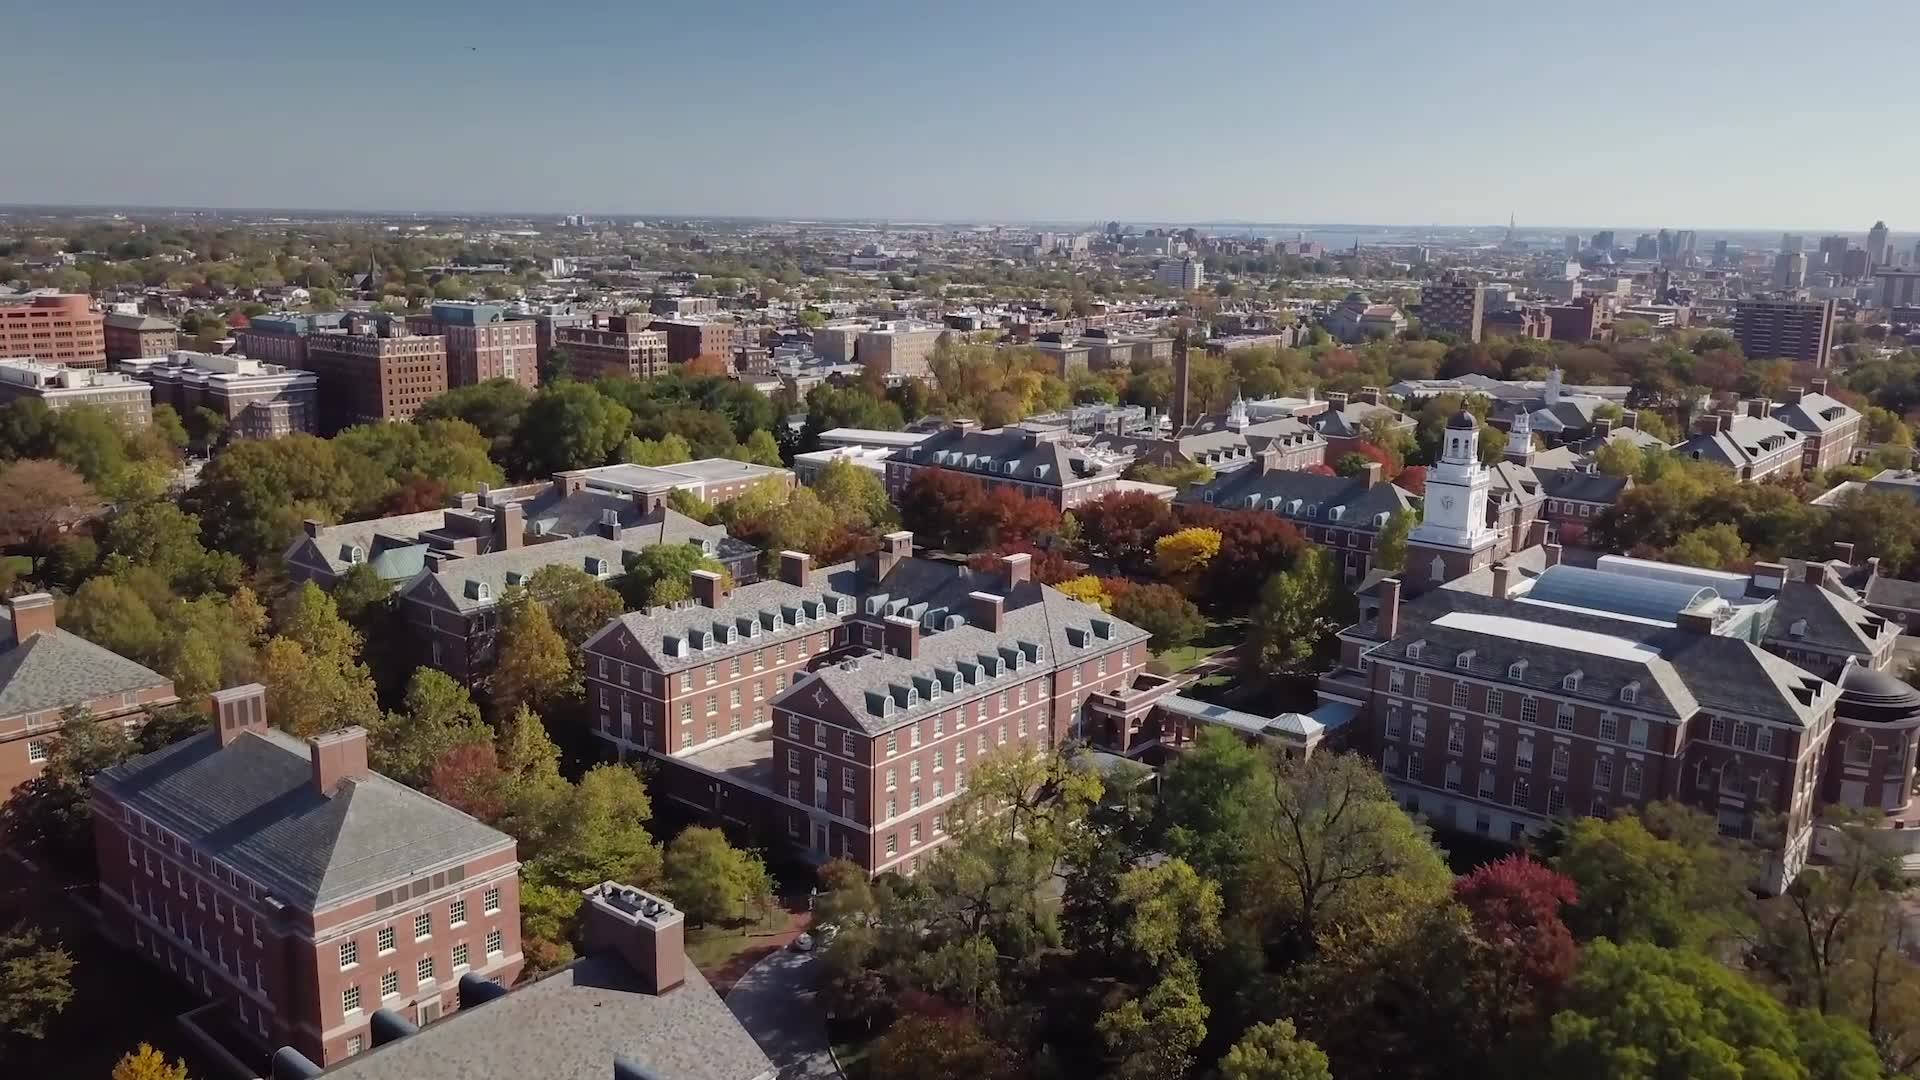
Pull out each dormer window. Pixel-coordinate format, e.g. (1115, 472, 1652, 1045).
(1455, 650, 1475, 670)
(1406, 640, 1426, 660)
(1620, 681, 1639, 704)
(1508, 659, 1528, 680)
(1788, 618, 1807, 638)
(1563, 670, 1583, 691)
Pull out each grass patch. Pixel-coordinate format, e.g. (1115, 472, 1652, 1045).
(1153, 616, 1244, 674)
(684, 905, 809, 994)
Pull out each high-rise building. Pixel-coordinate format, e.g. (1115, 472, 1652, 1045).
(0, 291, 105, 368)
(1564, 235, 1582, 255)
(1420, 279, 1485, 343)
(1782, 233, 1806, 254)
(1590, 230, 1616, 252)
(1154, 258, 1204, 291)
(93, 686, 523, 1068)
(1634, 234, 1658, 259)
(1875, 269, 1920, 309)
(1713, 239, 1730, 266)
(1868, 221, 1892, 268)
(647, 318, 734, 368)
(407, 302, 536, 389)
(856, 321, 945, 380)
(303, 314, 448, 432)
(553, 313, 669, 381)
(1735, 297, 1836, 368)
(1842, 248, 1871, 282)
(1773, 251, 1808, 290)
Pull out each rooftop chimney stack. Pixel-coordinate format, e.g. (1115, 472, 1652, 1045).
(1543, 542, 1563, 568)
(581, 883, 686, 996)
(6, 592, 56, 639)
(1001, 551, 1032, 590)
(492, 501, 524, 552)
(1376, 578, 1402, 642)
(303, 519, 323, 539)
(1783, 386, 1805, 406)
(1811, 377, 1829, 396)
(778, 550, 812, 587)
(1491, 562, 1511, 600)
(1833, 541, 1857, 565)
(308, 727, 370, 797)
(211, 683, 269, 748)
(967, 591, 1005, 633)
(882, 615, 920, 659)
(873, 530, 913, 581)
(691, 570, 723, 609)
(1170, 331, 1191, 434)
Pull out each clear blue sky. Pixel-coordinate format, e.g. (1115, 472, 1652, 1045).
(3, 0, 1914, 229)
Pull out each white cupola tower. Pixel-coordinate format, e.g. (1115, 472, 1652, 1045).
(1505, 407, 1534, 463)
(1410, 409, 1494, 565)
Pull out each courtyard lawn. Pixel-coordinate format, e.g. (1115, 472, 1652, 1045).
(683, 902, 810, 995)
(1152, 616, 1244, 674)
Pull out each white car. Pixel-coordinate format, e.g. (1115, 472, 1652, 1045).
(792, 932, 815, 953)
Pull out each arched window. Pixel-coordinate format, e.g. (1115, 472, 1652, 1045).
(1429, 555, 1447, 581)
(1846, 733, 1876, 766)
(1720, 758, 1744, 793)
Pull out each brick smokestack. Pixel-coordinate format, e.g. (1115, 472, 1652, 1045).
(1491, 562, 1511, 600)
(492, 501, 524, 552)
(581, 883, 686, 995)
(779, 550, 812, 587)
(309, 727, 370, 796)
(211, 683, 269, 748)
(875, 530, 912, 581)
(6, 593, 55, 639)
(1170, 331, 1191, 434)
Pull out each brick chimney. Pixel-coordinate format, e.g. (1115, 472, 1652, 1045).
(303, 519, 323, 539)
(1360, 461, 1384, 488)
(882, 615, 920, 660)
(1833, 541, 1856, 565)
(1746, 397, 1771, 419)
(1491, 563, 1511, 600)
(779, 550, 812, 587)
(874, 530, 913, 581)
(491, 502, 524, 552)
(1715, 408, 1735, 432)
(1376, 578, 1401, 641)
(1543, 542, 1562, 568)
(1783, 386, 1805, 406)
(1001, 551, 1031, 590)
(1593, 418, 1612, 437)
(211, 683, 269, 748)
(1805, 562, 1828, 586)
(691, 570, 724, 608)
(1326, 391, 1349, 412)
(1811, 377, 1828, 396)
(1677, 608, 1716, 634)
(1621, 410, 1639, 431)
(580, 883, 686, 995)
(6, 593, 56, 639)
(967, 591, 1004, 633)
(309, 727, 370, 796)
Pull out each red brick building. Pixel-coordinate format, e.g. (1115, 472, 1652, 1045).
(92, 686, 522, 1068)
(408, 302, 537, 389)
(103, 312, 181, 361)
(583, 539, 1167, 875)
(0, 593, 177, 802)
(0, 291, 105, 368)
(303, 316, 448, 432)
(554, 314, 669, 380)
(648, 318, 733, 368)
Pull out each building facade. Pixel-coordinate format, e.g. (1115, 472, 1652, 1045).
(883, 421, 1129, 512)
(303, 317, 449, 432)
(648, 319, 733, 368)
(92, 687, 523, 1067)
(1735, 298, 1836, 368)
(1772, 380, 1863, 473)
(119, 351, 319, 439)
(0, 291, 105, 368)
(409, 303, 537, 389)
(0, 358, 152, 427)
(582, 542, 1165, 875)
(1420, 279, 1485, 343)
(856, 322, 945, 381)
(103, 312, 181, 361)
(554, 315, 669, 381)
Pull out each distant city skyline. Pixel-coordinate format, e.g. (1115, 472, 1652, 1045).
(4, 1, 1918, 228)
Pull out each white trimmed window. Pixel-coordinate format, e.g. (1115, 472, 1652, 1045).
(452, 943, 470, 970)
(418, 956, 435, 984)
(414, 913, 431, 940)
(486, 929, 503, 956)
(342, 986, 362, 1014)
(339, 940, 358, 968)
(378, 926, 395, 953)
(484, 887, 501, 914)
(450, 899, 466, 927)
(381, 970, 399, 998)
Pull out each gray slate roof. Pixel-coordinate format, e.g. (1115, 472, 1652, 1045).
(1678, 414, 1802, 469)
(1179, 464, 1416, 528)
(1535, 467, 1630, 504)
(1770, 579, 1895, 656)
(891, 426, 1123, 487)
(94, 729, 513, 909)
(0, 611, 173, 720)
(317, 954, 772, 1080)
(1376, 587, 1833, 727)
(1773, 392, 1858, 436)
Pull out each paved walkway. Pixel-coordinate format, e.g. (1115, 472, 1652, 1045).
(724, 945, 842, 1080)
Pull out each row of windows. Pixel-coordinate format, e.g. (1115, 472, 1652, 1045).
(1388, 681, 1652, 747)
(341, 888, 501, 970)
(1392, 662, 1640, 704)
(1385, 733, 1646, 796)
(341, 931, 503, 1016)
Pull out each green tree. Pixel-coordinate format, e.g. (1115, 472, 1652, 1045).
(111, 1043, 192, 1080)
(1592, 438, 1645, 477)
(257, 634, 381, 738)
(736, 428, 782, 467)
(1097, 957, 1209, 1080)
(1249, 547, 1339, 674)
(368, 669, 491, 788)
(527, 764, 662, 891)
(416, 378, 530, 464)
(1220, 1019, 1333, 1080)
(621, 432, 692, 467)
(1159, 726, 1265, 889)
(1375, 509, 1414, 573)
(491, 594, 576, 719)
(0, 459, 95, 578)
(1544, 939, 1881, 1080)
(1666, 522, 1749, 569)
(663, 826, 774, 927)
(513, 382, 632, 475)
(618, 543, 730, 609)
(0, 709, 132, 869)
(1553, 803, 1754, 949)
(101, 503, 214, 590)
(1110, 582, 1206, 651)
(184, 434, 360, 566)
(0, 921, 75, 1040)
(1115, 857, 1222, 968)
(526, 564, 624, 653)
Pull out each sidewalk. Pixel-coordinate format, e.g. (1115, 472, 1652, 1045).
(723, 945, 842, 1080)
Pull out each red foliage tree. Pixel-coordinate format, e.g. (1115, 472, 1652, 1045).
(1175, 504, 1306, 610)
(1394, 465, 1428, 495)
(898, 468, 991, 552)
(1301, 463, 1336, 477)
(1452, 854, 1580, 1032)
(428, 742, 508, 823)
(379, 473, 449, 515)
(1075, 491, 1175, 575)
(979, 485, 1061, 548)
(967, 541, 1078, 585)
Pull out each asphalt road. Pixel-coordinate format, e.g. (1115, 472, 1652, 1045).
(724, 945, 841, 1080)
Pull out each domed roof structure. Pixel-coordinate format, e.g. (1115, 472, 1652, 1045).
(1447, 410, 1477, 430)
(1836, 664, 1920, 726)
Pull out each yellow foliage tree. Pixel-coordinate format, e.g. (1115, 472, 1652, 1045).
(1055, 575, 1112, 611)
(1154, 527, 1223, 577)
(112, 1043, 191, 1080)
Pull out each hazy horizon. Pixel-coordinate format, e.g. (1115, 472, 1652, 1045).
(5, 1, 1918, 231)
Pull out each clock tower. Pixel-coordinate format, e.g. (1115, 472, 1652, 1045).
(1407, 409, 1496, 589)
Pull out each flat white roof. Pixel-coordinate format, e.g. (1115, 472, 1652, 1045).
(1430, 610, 1662, 663)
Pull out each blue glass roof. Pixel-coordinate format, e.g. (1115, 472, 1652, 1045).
(1525, 564, 1718, 623)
